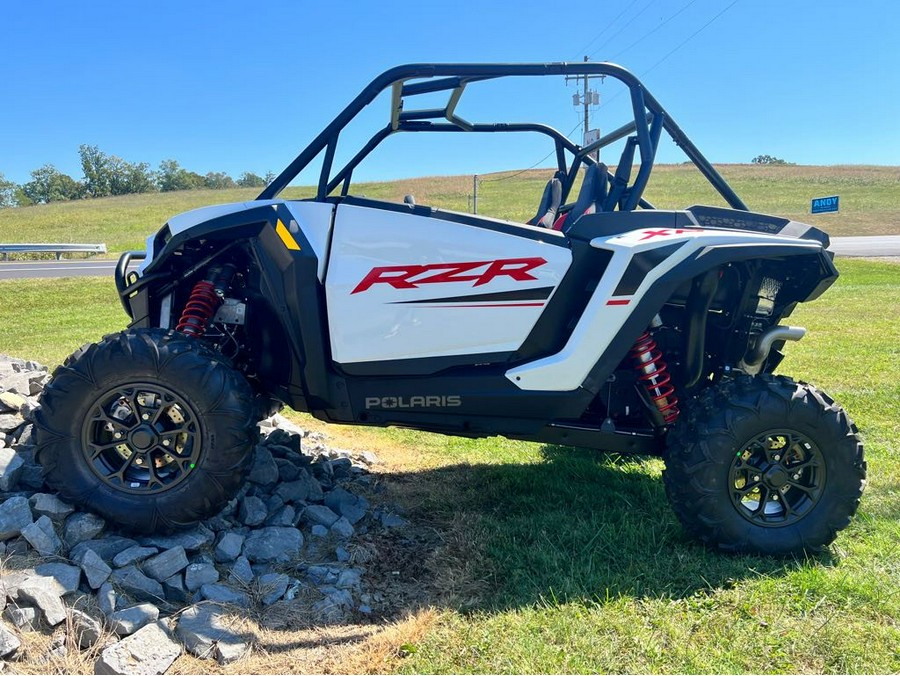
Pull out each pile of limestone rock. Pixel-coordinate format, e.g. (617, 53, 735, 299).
(0, 355, 403, 673)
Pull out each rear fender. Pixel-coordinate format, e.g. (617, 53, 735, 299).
(506, 227, 836, 394)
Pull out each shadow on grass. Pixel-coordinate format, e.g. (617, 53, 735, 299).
(365, 443, 838, 616)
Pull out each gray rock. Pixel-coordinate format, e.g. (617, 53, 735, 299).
(257, 572, 289, 606)
(356, 450, 380, 465)
(4, 605, 37, 630)
(64, 512, 105, 547)
(275, 478, 310, 503)
(184, 563, 219, 592)
(142, 546, 188, 582)
(199, 583, 251, 607)
(275, 457, 300, 482)
(0, 447, 23, 491)
(162, 574, 190, 604)
(331, 457, 353, 478)
(239, 495, 268, 526)
(243, 526, 303, 563)
(305, 474, 325, 502)
(112, 545, 159, 568)
(216, 639, 249, 665)
(138, 524, 214, 552)
(228, 556, 254, 586)
(18, 583, 67, 626)
(214, 532, 244, 563)
(0, 391, 26, 412)
(335, 567, 363, 590)
(330, 516, 355, 539)
(21, 515, 63, 556)
(34, 563, 81, 595)
(176, 604, 247, 662)
(107, 603, 160, 636)
(0, 619, 21, 657)
(0, 495, 33, 540)
(97, 582, 117, 616)
(265, 504, 296, 527)
(95, 621, 181, 675)
(110, 566, 164, 603)
(303, 504, 339, 528)
(380, 512, 408, 528)
(28, 492, 75, 521)
(70, 536, 139, 564)
(310, 524, 328, 537)
(335, 546, 351, 562)
(306, 564, 340, 586)
(248, 447, 279, 486)
(70, 609, 104, 648)
(325, 487, 368, 525)
(80, 548, 112, 589)
(0, 413, 22, 433)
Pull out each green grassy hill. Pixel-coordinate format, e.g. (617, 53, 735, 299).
(0, 164, 896, 253)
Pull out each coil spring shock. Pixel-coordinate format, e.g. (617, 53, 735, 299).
(630, 330, 680, 425)
(175, 280, 221, 337)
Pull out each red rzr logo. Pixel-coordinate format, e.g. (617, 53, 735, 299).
(352, 257, 547, 294)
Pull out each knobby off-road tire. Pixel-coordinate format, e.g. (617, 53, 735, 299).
(663, 374, 865, 555)
(34, 329, 257, 533)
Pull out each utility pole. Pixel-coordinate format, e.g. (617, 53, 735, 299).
(565, 56, 604, 158)
(473, 174, 478, 214)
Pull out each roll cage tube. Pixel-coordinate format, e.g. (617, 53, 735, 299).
(259, 62, 748, 213)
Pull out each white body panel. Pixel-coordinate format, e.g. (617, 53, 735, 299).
(284, 201, 335, 281)
(325, 205, 571, 364)
(139, 200, 336, 280)
(506, 227, 822, 391)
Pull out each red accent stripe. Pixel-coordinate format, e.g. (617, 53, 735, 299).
(606, 299, 631, 306)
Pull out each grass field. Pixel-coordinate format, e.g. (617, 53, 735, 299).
(0, 257, 897, 673)
(0, 164, 897, 254)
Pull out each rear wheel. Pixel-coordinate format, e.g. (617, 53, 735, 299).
(663, 374, 865, 555)
(34, 329, 257, 533)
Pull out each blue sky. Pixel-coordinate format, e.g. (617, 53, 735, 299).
(1, 0, 897, 186)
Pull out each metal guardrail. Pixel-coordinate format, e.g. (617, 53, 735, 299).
(0, 243, 107, 261)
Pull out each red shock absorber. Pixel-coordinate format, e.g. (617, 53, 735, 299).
(175, 280, 221, 337)
(630, 330, 680, 425)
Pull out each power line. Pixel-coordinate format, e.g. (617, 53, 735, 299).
(608, 0, 700, 62)
(571, 0, 642, 61)
(598, 0, 742, 110)
(642, 0, 741, 76)
(588, 0, 658, 60)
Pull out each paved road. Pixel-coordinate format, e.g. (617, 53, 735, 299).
(1, 235, 898, 280)
(0, 259, 124, 280)
(827, 235, 900, 258)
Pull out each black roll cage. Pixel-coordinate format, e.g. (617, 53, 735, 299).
(259, 62, 748, 213)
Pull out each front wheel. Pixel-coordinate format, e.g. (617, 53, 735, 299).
(34, 329, 258, 533)
(663, 374, 865, 555)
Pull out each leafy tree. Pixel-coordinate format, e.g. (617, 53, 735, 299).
(21, 165, 83, 204)
(203, 171, 236, 190)
(751, 154, 793, 165)
(157, 160, 205, 192)
(79, 144, 113, 197)
(237, 171, 266, 188)
(264, 171, 276, 185)
(0, 173, 19, 208)
(109, 157, 155, 195)
(80, 145, 156, 196)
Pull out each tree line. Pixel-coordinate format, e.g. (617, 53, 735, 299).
(0, 145, 275, 208)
